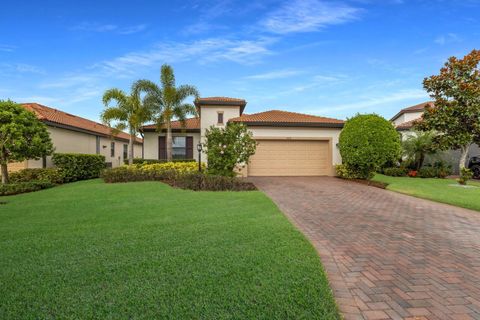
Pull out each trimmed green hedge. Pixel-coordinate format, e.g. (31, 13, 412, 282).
(0, 181, 55, 196)
(124, 158, 195, 165)
(52, 153, 105, 182)
(383, 167, 408, 177)
(9, 168, 65, 184)
(172, 173, 256, 191)
(102, 164, 255, 191)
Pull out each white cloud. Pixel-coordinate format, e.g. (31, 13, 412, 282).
(310, 89, 427, 114)
(245, 69, 304, 80)
(0, 63, 45, 74)
(72, 22, 146, 35)
(434, 33, 461, 45)
(261, 0, 361, 34)
(118, 24, 147, 35)
(0, 44, 16, 52)
(99, 37, 277, 74)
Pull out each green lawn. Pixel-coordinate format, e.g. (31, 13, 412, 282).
(373, 174, 480, 211)
(0, 180, 339, 319)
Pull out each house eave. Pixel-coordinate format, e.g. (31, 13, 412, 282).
(231, 121, 344, 128)
(44, 120, 142, 144)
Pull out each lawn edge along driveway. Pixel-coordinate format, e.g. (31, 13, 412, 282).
(373, 174, 480, 212)
(0, 179, 340, 320)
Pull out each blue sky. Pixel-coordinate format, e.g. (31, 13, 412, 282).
(1, 0, 479, 122)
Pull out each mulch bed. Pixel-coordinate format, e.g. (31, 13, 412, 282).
(336, 177, 389, 189)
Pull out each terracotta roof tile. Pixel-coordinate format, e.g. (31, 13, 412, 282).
(391, 101, 434, 121)
(22, 103, 142, 143)
(402, 101, 434, 112)
(229, 110, 344, 127)
(196, 97, 246, 103)
(142, 117, 200, 130)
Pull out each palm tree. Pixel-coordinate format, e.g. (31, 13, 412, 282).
(134, 64, 199, 161)
(101, 82, 155, 165)
(402, 130, 437, 170)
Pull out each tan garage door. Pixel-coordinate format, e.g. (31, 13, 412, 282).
(248, 139, 331, 176)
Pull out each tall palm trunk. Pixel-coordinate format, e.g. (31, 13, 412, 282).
(166, 120, 172, 161)
(128, 131, 134, 165)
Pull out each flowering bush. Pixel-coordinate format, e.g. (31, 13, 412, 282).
(408, 170, 417, 177)
(141, 161, 202, 174)
(102, 162, 205, 183)
(203, 123, 257, 177)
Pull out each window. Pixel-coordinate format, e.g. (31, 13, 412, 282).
(123, 144, 128, 160)
(110, 142, 115, 157)
(172, 137, 187, 159)
(168, 136, 194, 159)
(217, 112, 224, 124)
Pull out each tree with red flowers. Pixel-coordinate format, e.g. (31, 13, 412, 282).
(420, 49, 480, 182)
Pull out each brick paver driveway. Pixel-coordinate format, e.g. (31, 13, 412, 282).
(251, 177, 480, 320)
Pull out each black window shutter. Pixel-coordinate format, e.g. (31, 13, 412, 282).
(186, 136, 193, 159)
(158, 136, 166, 160)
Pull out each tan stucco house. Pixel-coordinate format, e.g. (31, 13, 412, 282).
(391, 101, 480, 173)
(141, 97, 344, 177)
(8, 103, 143, 172)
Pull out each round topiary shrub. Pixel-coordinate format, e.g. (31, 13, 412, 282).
(339, 114, 401, 179)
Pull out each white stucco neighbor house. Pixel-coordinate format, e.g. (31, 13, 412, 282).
(7, 103, 143, 172)
(391, 101, 480, 173)
(141, 97, 345, 177)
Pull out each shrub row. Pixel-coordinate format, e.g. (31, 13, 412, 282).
(52, 153, 105, 182)
(170, 173, 257, 191)
(9, 168, 65, 184)
(0, 181, 55, 196)
(383, 167, 408, 177)
(382, 164, 452, 178)
(124, 158, 195, 165)
(335, 164, 368, 179)
(101, 163, 255, 191)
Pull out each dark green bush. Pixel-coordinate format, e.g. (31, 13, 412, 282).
(171, 173, 257, 191)
(383, 167, 408, 177)
(417, 167, 437, 178)
(416, 162, 452, 178)
(9, 168, 65, 184)
(124, 158, 195, 165)
(52, 153, 105, 182)
(339, 114, 401, 179)
(335, 164, 365, 179)
(101, 166, 178, 183)
(0, 181, 55, 196)
(101, 165, 255, 191)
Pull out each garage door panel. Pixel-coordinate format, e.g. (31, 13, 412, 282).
(248, 140, 331, 176)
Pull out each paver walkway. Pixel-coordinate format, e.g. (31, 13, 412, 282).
(251, 177, 480, 320)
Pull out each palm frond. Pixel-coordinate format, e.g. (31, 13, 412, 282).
(102, 88, 128, 107)
(160, 64, 175, 89)
(100, 107, 128, 124)
(176, 85, 200, 101)
(132, 79, 161, 98)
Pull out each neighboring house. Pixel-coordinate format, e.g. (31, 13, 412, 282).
(141, 97, 344, 177)
(391, 101, 480, 173)
(8, 103, 143, 172)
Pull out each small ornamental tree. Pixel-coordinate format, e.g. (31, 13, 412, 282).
(339, 114, 401, 179)
(0, 100, 53, 184)
(203, 123, 257, 177)
(420, 49, 480, 184)
(402, 130, 437, 170)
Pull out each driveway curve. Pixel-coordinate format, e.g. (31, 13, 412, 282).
(251, 177, 480, 320)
